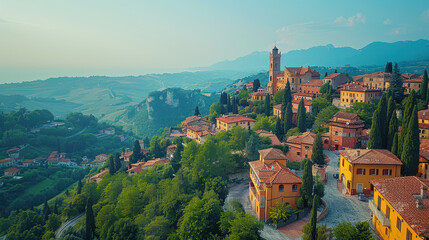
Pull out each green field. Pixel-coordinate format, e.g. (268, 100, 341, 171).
(23, 178, 55, 195)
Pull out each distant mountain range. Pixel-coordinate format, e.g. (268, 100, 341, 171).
(199, 39, 429, 71)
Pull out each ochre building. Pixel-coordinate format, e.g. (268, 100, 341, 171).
(216, 115, 256, 131)
(249, 148, 302, 221)
(338, 149, 402, 196)
(340, 83, 381, 108)
(326, 112, 365, 150)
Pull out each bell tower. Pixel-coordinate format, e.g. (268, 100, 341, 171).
(268, 45, 281, 95)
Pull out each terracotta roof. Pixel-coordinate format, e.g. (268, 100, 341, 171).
(122, 151, 133, 158)
(181, 116, 211, 128)
(251, 92, 268, 96)
(126, 166, 144, 174)
(332, 111, 359, 120)
(371, 177, 429, 237)
(284, 66, 319, 78)
(364, 71, 391, 78)
(96, 153, 108, 158)
(0, 158, 14, 163)
(259, 148, 287, 160)
(401, 73, 420, 80)
(188, 124, 211, 132)
(22, 159, 33, 164)
(143, 158, 170, 167)
(80, 160, 88, 164)
(255, 130, 282, 145)
(273, 104, 282, 110)
(324, 73, 341, 79)
(292, 99, 312, 106)
(339, 149, 403, 165)
(419, 109, 429, 120)
(5, 167, 20, 173)
(88, 169, 109, 181)
(403, 78, 422, 83)
(302, 79, 324, 87)
(249, 160, 302, 184)
(198, 130, 215, 137)
(286, 132, 317, 145)
(216, 115, 256, 124)
(7, 148, 19, 152)
(341, 83, 381, 92)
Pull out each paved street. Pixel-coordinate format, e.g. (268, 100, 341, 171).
(318, 150, 372, 228)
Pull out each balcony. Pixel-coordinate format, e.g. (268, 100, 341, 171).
(368, 200, 390, 227)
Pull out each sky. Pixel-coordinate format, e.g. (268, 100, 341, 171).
(1, 0, 429, 83)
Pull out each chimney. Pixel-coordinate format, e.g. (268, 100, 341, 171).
(357, 150, 360, 156)
(417, 198, 423, 209)
(421, 185, 428, 199)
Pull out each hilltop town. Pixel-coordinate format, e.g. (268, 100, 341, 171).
(2, 47, 429, 240)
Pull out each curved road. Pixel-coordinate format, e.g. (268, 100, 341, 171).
(65, 126, 88, 139)
(55, 213, 84, 239)
(318, 150, 371, 228)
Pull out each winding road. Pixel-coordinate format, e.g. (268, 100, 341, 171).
(55, 213, 84, 239)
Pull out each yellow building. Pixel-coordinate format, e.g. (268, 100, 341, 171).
(273, 104, 282, 119)
(250, 91, 269, 102)
(403, 78, 421, 94)
(216, 115, 256, 131)
(418, 107, 429, 139)
(362, 71, 391, 91)
(249, 148, 302, 221)
(338, 149, 402, 195)
(370, 177, 429, 240)
(418, 139, 429, 180)
(340, 83, 382, 108)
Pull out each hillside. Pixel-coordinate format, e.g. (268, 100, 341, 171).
(102, 88, 218, 137)
(0, 71, 251, 118)
(199, 39, 429, 71)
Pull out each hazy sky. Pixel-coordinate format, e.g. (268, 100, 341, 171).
(1, 0, 429, 83)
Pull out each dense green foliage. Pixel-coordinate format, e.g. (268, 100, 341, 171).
(311, 134, 324, 165)
(301, 159, 314, 207)
(389, 63, 404, 103)
(297, 98, 306, 132)
(401, 106, 420, 175)
(269, 202, 292, 227)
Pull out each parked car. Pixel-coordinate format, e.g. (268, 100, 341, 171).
(358, 194, 367, 202)
(333, 173, 339, 179)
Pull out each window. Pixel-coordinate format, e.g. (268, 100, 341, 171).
(304, 146, 310, 150)
(356, 168, 365, 175)
(377, 196, 382, 210)
(396, 217, 402, 232)
(342, 159, 344, 167)
(382, 169, 392, 176)
(385, 205, 390, 219)
(369, 169, 379, 175)
(349, 165, 352, 172)
(279, 185, 284, 192)
(292, 184, 298, 192)
(261, 196, 265, 208)
(406, 229, 412, 240)
(297, 152, 301, 156)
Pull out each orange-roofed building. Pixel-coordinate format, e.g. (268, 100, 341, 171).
(22, 159, 34, 167)
(291, 98, 312, 114)
(196, 130, 215, 144)
(301, 79, 324, 95)
(4, 167, 20, 177)
(370, 177, 429, 240)
(254, 130, 282, 145)
(249, 148, 302, 221)
(87, 169, 109, 183)
(403, 78, 422, 94)
(127, 158, 170, 175)
(362, 72, 391, 91)
(216, 115, 256, 131)
(181, 115, 213, 135)
(418, 107, 429, 139)
(273, 104, 282, 119)
(250, 90, 269, 102)
(338, 149, 402, 196)
(292, 92, 317, 102)
(323, 73, 349, 89)
(418, 139, 429, 180)
(285, 132, 330, 162)
(7, 147, 20, 158)
(340, 83, 381, 108)
(0, 158, 16, 168)
(327, 112, 365, 150)
(166, 144, 177, 160)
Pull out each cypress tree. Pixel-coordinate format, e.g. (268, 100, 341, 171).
(233, 96, 239, 114)
(309, 194, 319, 240)
(399, 91, 416, 157)
(143, 136, 150, 149)
(367, 109, 383, 149)
(401, 106, 420, 176)
(301, 159, 314, 207)
(297, 98, 306, 132)
(264, 94, 271, 117)
(385, 62, 393, 73)
(386, 96, 395, 128)
(283, 103, 293, 134)
(311, 134, 324, 165)
(43, 201, 51, 221)
(275, 117, 283, 141)
(114, 153, 122, 171)
(391, 132, 399, 157)
(219, 103, 225, 115)
(194, 106, 200, 116)
(253, 79, 261, 92)
(227, 95, 232, 113)
(281, 81, 292, 116)
(108, 154, 116, 175)
(171, 141, 184, 172)
(53, 203, 58, 215)
(387, 113, 398, 151)
(334, 69, 338, 73)
(131, 140, 143, 164)
(422, 70, 428, 101)
(324, 72, 328, 77)
(85, 199, 96, 240)
(77, 180, 82, 194)
(389, 63, 404, 103)
(377, 94, 388, 148)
